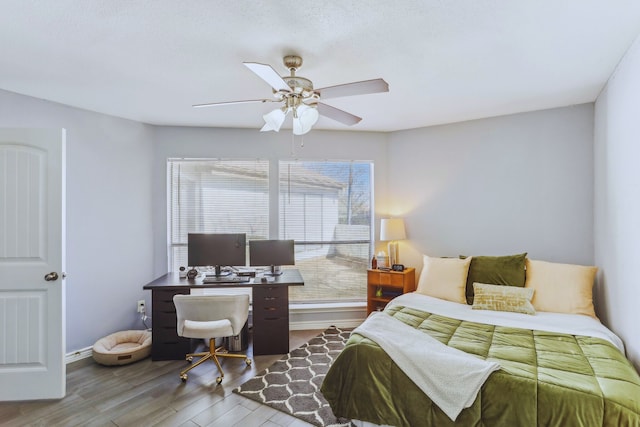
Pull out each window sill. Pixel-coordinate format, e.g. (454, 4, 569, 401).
(288, 301, 367, 330)
(290, 301, 366, 312)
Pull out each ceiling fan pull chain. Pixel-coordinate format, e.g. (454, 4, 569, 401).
(291, 132, 295, 156)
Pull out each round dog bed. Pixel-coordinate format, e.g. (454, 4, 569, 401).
(92, 330, 152, 366)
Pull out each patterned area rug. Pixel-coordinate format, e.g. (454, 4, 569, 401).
(234, 326, 355, 427)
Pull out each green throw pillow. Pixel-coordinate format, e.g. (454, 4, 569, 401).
(461, 253, 527, 304)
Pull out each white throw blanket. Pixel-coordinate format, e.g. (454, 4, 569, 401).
(353, 311, 500, 421)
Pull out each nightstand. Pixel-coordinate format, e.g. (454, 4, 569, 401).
(367, 268, 416, 314)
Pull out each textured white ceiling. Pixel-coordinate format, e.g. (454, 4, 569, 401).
(1, 1, 640, 132)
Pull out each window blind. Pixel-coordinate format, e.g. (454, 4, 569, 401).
(168, 159, 269, 272)
(279, 160, 373, 303)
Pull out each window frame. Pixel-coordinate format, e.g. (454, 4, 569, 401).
(167, 157, 375, 304)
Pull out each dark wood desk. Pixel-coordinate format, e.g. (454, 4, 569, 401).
(143, 269, 304, 360)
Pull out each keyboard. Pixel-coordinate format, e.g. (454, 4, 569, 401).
(202, 275, 250, 284)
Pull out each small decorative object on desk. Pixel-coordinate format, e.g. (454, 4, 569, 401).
(186, 268, 198, 280)
(371, 255, 377, 269)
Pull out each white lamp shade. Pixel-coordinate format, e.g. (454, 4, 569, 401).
(293, 104, 319, 135)
(261, 108, 287, 132)
(380, 218, 406, 241)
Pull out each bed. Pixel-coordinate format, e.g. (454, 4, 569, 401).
(321, 255, 640, 427)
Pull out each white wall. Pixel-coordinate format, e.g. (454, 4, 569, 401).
(3, 86, 632, 365)
(0, 89, 155, 353)
(386, 105, 595, 276)
(594, 34, 640, 371)
(151, 126, 389, 276)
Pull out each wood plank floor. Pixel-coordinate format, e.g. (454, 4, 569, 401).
(0, 330, 324, 427)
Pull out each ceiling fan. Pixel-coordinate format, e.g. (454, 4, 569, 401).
(193, 55, 389, 135)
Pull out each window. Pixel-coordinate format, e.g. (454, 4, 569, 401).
(279, 161, 373, 303)
(167, 158, 374, 304)
(168, 159, 269, 272)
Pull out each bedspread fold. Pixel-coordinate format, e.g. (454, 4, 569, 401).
(353, 312, 500, 421)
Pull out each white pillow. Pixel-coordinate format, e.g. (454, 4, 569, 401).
(416, 255, 472, 304)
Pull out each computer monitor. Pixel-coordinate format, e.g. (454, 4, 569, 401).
(249, 239, 295, 276)
(187, 233, 246, 276)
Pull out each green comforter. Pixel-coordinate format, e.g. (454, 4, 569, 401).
(321, 304, 640, 426)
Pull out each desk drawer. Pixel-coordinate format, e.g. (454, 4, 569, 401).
(253, 286, 288, 319)
(253, 301, 288, 320)
(153, 325, 180, 343)
(152, 339, 190, 360)
(153, 311, 180, 328)
(253, 317, 289, 355)
(150, 288, 189, 360)
(152, 289, 188, 312)
(253, 286, 287, 304)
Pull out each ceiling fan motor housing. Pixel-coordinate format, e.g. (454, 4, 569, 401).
(283, 55, 303, 70)
(276, 56, 316, 98)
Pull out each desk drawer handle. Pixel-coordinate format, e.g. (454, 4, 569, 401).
(264, 307, 277, 311)
(264, 297, 277, 301)
(264, 317, 281, 321)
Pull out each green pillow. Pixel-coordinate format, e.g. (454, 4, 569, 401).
(461, 253, 527, 304)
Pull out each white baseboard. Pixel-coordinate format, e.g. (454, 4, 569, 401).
(66, 346, 93, 364)
(289, 319, 364, 330)
(65, 304, 367, 363)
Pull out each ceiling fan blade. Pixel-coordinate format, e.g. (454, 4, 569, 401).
(316, 78, 389, 100)
(316, 102, 362, 126)
(192, 99, 275, 108)
(243, 62, 291, 92)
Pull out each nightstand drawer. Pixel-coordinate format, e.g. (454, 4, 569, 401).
(368, 270, 404, 287)
(378, 272, 405, 286)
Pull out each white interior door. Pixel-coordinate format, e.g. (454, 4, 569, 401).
(0, 128, 66, 400)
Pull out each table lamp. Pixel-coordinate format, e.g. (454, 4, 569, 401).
(380, 218, 406, 266)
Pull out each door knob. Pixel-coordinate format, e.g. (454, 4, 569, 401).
(44, 272, 59, 282)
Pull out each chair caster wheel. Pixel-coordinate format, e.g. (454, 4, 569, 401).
(245, 359, 252, 366)
(216, 376, 223, 384)
(186, 356, 193, 363)
(180, 374, 187, 382)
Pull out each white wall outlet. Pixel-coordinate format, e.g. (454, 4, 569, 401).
(137, 300, 145, 313)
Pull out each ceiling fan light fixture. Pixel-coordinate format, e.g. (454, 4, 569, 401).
(195, 55, 389, 135)
(293, 104, 319, 135)
(260, 107, 287, 132)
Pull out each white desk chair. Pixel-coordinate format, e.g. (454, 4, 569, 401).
(173, 294, 252, 384)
